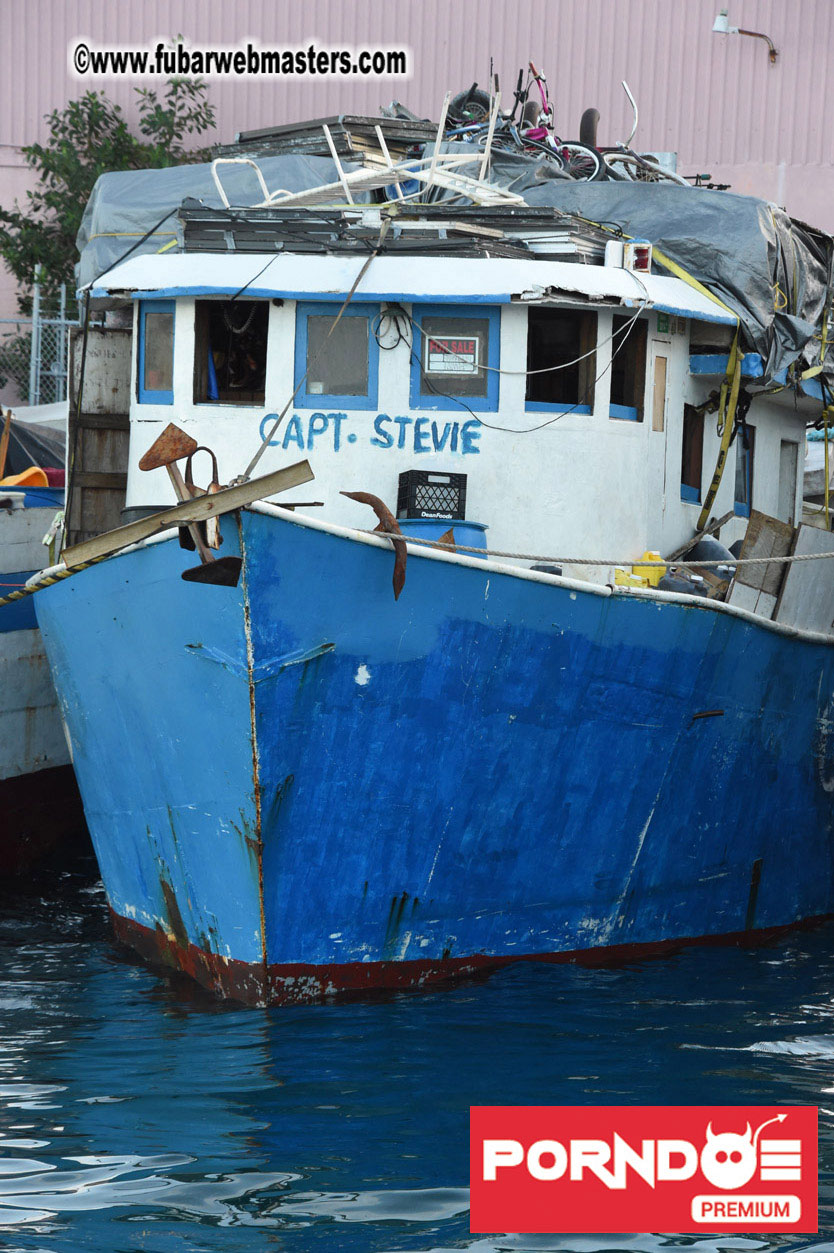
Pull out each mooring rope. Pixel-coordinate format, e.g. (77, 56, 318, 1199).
(360, 531, 834, 570)
(1, 524, 832, 614)
(0, 559, 102, 610)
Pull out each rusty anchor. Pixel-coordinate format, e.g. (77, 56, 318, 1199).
(182, 445, 224, 552)
(341, 491, 407, 600)
(138, 423, 243, 586)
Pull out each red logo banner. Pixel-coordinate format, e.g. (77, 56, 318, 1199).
(470, 1106, 817, 1234)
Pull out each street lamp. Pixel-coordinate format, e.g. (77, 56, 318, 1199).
(712, 9, 778, 63)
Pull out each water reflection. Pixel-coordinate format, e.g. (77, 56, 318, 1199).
(1, 854, 834, 1250)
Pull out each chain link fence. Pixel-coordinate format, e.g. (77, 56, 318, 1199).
(0, 280, 80, 406)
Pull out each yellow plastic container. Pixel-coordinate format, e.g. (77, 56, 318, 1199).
(614, 567, 649, 588)
(632, 551, 665, 587)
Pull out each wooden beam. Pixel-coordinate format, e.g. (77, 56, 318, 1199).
(0, 409, 11, 480)
(76, 413, 131, 431)
(62, 460, 314, 568)
(665, 510, 735, 563)
(73, 471, 129, 490)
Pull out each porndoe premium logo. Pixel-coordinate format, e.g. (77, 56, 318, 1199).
(469, 1106, 817, 1234)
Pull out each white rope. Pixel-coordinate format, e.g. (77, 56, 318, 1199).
(366, 531, 834, 569)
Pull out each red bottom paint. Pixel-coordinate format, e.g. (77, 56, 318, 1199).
(109, 909, 834, 1007)
(0, 764, 89, 876)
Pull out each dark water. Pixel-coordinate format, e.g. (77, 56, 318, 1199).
(2, 855, 834, 1252)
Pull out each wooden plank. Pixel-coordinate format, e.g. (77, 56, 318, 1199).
(0, 408, 11, 479)
(68, 327, 132, 546)
(73, 471, 128, 490)
(773, 523, 834, 633)
(62, 460, 314, 568)
(76, 413, 131, 432)
(70, 326, 132, 415)
(665, 509, 734, 562)
(652, 355, 667, 431)
(734, 509, 794, 596)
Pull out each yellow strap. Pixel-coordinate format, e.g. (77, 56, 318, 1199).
(88, 231, 177, 241)
(697, 331, 743, 532)
(825, 405, 833, 531)
(651, 246, 739, 320)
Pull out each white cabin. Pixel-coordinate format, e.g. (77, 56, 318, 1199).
(87, 241, 811, 582)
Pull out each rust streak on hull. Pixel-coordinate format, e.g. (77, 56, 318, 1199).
(109, 907, 833, 1008)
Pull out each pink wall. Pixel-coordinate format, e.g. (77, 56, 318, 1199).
(1, 0, 831, 314)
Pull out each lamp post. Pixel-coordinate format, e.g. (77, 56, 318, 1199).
(712, 9, 778, 63)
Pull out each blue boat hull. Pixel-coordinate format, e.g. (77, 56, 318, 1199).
(35, 508, 834, 1003)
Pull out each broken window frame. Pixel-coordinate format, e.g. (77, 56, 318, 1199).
(409, 304, 500, 413)
(137, 299, 175, 405)
(609, 316, 648, 421)
(294, 301, 380, 410)
(734, 425, 755, 517)
(524, 307, 596, 415)
(193, 299, 270, 406)
(680, 404, 705, 503)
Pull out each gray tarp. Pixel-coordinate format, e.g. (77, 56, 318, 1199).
(521, 181, 834, 386)
(77, 147, 834, 392)
(76, 153, 362, 289)
(4, 417, 65, 477)
(425, 148, 834, 388)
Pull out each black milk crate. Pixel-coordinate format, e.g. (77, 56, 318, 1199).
(397, 470, 467, 521)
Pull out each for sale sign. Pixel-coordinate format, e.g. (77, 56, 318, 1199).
(470, 1106, 817, 1233)
(425, 336, 479, 374)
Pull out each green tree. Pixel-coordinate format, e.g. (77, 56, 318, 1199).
(0, 78, 215, 310)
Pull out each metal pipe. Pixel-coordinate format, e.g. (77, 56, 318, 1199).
(737, 28, 778, 63)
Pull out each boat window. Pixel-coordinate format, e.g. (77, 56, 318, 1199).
(680, 404, 704, 503)
(294, 302, 379, 409)
(734, 425, 755, 517)
(409, 305, 500, 412)
(610, 316, 648, 421)
(193, 300, 269, 405)
(525, 308, 596, 413)
(138, 300, 174, 405)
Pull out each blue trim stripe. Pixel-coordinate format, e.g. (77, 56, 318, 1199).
(90, 285, 737, 326)
(609, 403, 640, 422)
(95, 286, 518, 306)
(525, 401, 592, 416)
(689, 353, 764, 378)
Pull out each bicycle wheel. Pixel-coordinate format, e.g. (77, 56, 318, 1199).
(602, 151, 644, 181)
(603, 150, 690, 186)
(634, 155, 691, 187)
(448, 88, 492, 124)
(556, 141, 603, 181)
(475, 127, 522, 153)
(518, 136, 566, 171)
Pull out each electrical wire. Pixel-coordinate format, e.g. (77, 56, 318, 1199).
(377, 270, 652, 434)
(228, 255, 279, 303)
(405, 308, 645, 434)
(394, 297, 649, 377)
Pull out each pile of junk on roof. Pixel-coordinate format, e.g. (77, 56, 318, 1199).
(77, 68, 834, 414)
